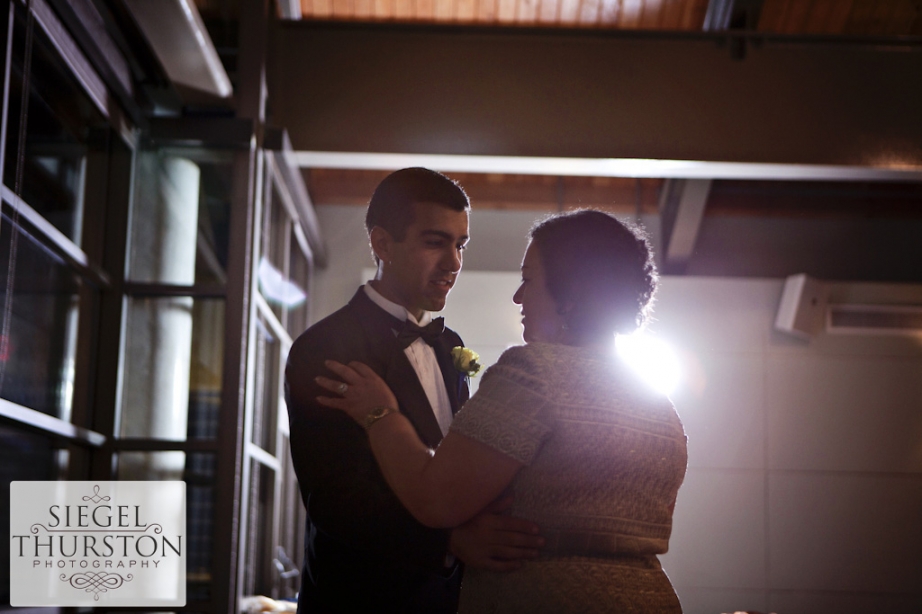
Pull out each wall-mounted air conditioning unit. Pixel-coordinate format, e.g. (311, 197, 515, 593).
(775, 274, 922, 338)
(826, 304, 922, 336)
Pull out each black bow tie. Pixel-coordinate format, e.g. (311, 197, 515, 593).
(396, 318, 445, 348)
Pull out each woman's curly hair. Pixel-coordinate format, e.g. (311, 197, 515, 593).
(529, 209, 658, 340)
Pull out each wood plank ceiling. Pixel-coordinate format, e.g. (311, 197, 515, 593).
(293, 0, 922, 35)
(305, 171, 664, 213)
(295, 0, 709, 28)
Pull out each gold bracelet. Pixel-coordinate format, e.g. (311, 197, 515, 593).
(364, 406, 399, 431)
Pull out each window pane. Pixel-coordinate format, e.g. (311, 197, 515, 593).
(258, 185, 290, 324)
(242, 460, 276, 599)
(277, 436, 304, 601)
(0, 211, 82, 419)
(3, 4, 107, 245)
(257, 183, 308, 334)
(261, 184, 288, 277)
(0, 424, 69, 607)
(252, 315, 279, 454)
(128, 151, 232, 285)
(120, 297, 224, 440)
(116, 451, 216, 602)
(287, 228, 310, 338)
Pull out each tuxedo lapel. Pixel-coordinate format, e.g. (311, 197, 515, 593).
(349, 289, 445, 448)
(383, 354, 445, 447)
(432, 336, 463, 416)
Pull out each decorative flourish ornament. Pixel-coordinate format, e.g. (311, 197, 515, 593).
(62, 572, 133, 601)
(451, 346, 483, 377)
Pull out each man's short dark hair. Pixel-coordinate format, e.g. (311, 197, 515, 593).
(365, 167, 470, 241)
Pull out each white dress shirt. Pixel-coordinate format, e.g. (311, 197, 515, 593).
(363, 284, 454, 436)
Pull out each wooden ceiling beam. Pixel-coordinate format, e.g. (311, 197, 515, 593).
(703, 0, 763, 30)
(272, 24, 922, 167)
(660, 178, 711, 269)
(705, 179, 922, 218)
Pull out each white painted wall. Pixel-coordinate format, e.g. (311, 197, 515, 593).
(307, 204, 922, 613)
(655, 277, 922, 614)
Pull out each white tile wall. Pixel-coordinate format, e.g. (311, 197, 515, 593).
(768, 473, 922, 593)
(311, 205, 378, 322)
(766, 355, 922, 472)
(661, 469, 767, 590)
(671, 352, 766, 470)
(653, 277, 777, 353)
(673, 587, 769, 614)
(768, 590, 922, 614)
(437, 270, 524, 394)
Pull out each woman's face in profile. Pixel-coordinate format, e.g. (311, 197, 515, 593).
(513, 242, 566, 344)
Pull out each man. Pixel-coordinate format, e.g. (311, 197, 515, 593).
(286, 168, 542, 613)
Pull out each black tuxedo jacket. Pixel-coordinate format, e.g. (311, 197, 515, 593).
(285, 288, 470, 613)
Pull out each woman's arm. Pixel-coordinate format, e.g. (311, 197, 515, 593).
(368, 415, 523, 528)
(317, 360, 523, 528)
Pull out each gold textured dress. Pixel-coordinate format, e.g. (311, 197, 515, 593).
(450, 343, 687, 613)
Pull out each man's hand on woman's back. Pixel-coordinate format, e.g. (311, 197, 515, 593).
(448, 495, 544, 571)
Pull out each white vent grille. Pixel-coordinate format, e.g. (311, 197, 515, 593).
(827, 305, 922, 335)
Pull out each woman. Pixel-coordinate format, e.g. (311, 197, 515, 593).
(317, 210, 687, 613)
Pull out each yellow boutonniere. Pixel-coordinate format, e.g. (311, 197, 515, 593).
(451, 346, 482, 377)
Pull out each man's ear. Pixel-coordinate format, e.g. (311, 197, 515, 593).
(369, 226, 392, 263)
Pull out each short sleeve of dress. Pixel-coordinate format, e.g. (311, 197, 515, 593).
(449, 344, 554, 465)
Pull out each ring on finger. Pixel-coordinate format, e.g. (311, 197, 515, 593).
(338, 382, 348, 395)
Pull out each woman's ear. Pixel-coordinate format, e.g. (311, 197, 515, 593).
(369, 226, 391, 264)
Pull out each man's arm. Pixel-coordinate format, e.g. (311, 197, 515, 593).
(448, 496, 544, 571)
(286, 326, 453, 570)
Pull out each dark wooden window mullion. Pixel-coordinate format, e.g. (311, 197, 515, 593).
(87, 133, 133, 481)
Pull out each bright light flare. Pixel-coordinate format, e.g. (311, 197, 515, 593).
(258, 257, 307, 307)
(615, 331, 682, 396)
